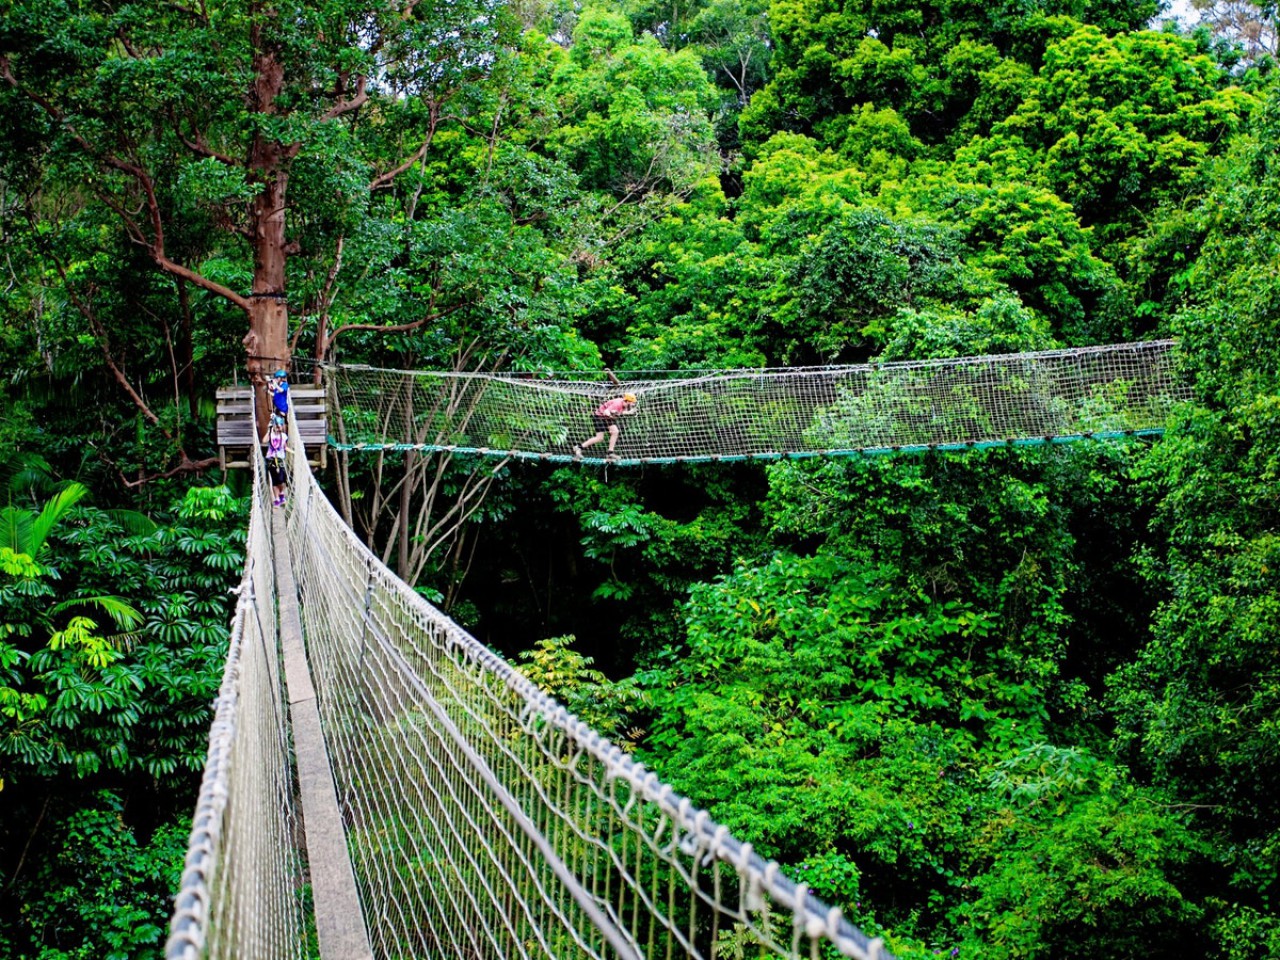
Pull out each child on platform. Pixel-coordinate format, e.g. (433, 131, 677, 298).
(266, 369, 290, 418)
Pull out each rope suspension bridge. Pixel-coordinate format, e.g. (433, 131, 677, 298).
(327, 340, 1186, 464)
(166, 341, 1189, 960)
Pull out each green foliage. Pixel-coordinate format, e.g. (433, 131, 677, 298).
(0, 478, 242, 957)
(517, 634, 647, 737)
(0, 484, 244, 789)
(957, 768, 1201, 958)
(744, 0, 1160, 152)
(884, 175, 1122, 342)
(632, 442, 1211, 956)
(545, 463, 764, 652)
(972, 25, 1256, 236)
(5, 791, 188, 960)
(0, 482, 89, 559)
(780, 208, 971, 361)
(548, 10, 720, 200)
(1109, 77, 1280, 923)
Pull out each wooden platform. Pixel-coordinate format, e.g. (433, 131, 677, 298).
(217, 385, 328, 469)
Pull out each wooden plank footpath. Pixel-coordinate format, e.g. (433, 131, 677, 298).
(273, 508, 375, 960)
(217, 385, 328, 470)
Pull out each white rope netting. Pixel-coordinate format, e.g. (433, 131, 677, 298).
(326, 340, 1189, 463)
(165, 437, 307, 959)
(284, 426, 889, 959)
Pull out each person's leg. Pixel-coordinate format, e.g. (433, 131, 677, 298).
(606, 423, 620, 453)
(580, 430, 607, 450)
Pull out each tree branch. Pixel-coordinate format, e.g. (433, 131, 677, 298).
(98, 446, 220, 488)
(319, 74, 368, 121)
(169, 110, 239, 165)
(324, 298, 468, 348)
(4, 56, 253, 312)
(370, 108, 439, 190)
(153, 253, 253, 311)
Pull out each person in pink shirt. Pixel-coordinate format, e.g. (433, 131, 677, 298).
(260, 414, 289, 506)
(573, 392, 637, 460)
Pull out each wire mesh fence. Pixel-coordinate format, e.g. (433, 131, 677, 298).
(326, 340, 1190, 463)
(285, 438, 889, 960)
(166, 444, 308, 960)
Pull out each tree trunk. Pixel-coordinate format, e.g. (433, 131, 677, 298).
(398, 450, 418, 579)
(175, 276, 197, 421)
(241, 40, 297, 432)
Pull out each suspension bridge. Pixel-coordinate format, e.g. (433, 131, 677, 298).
(326, 340, 1185, 464)
(166, 341, 1189, 960)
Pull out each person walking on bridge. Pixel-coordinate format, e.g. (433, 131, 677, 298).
(261, 414, 290, 507)
(574, 393, 637, 461)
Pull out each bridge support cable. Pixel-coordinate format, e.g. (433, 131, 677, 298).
(166, 435, 307, 960)
(284, 429, 890, 959)
(326, 340, 1190, 464)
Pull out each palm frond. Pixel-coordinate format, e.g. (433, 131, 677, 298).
(27, 482, 89, 556)
(1, 453, 57, 500)
(104, 509, 159, 538)
(51, 593, 144, 630)
(0, 507, 33, 556)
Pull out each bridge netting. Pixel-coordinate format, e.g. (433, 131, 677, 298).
(166, 417, 890, 959)
(326, 340, 1188, 463)
(167, 442, 308, 957)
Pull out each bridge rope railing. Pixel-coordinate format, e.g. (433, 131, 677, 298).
(166, 432, 308, 959)
(289, 416, 890, 958)
(326, 340, 1189, 464)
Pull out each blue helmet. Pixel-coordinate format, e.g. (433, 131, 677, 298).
(271, 414, 285, 427)
(274, 369, 288, 379)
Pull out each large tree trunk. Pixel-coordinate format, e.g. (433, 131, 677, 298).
(241, 41, 298, 432)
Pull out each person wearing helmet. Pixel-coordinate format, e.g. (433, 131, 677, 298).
(266, 368, 290, 418)
(573, 392, 638, 461)
(261, 414, 289, 507)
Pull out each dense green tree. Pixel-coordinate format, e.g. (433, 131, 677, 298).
(0, 484, 241, 788)
(881, 174, 1123, 341)
(741, 0, 1160, 151)
(1109, 78, 1280, 951)
(536, 7, 722, 243)
(1, 791, 187, 960)
(638, 519, 1201, 957)
(0, 0, 514, 382)
(0, 483, 245, 956)
(964, 26, 1255, 236)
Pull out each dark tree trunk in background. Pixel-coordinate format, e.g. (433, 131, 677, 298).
(242, 42, 299, 432)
